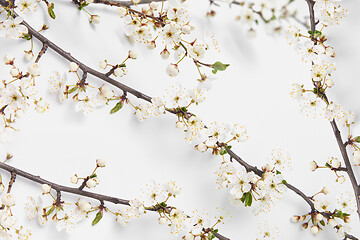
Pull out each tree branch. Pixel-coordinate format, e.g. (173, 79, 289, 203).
(331, 120, 360, 218)
(303, 0, 360, 219)
(0, 161, 130, 205)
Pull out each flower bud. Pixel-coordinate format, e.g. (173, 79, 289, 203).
(69, 62, 79, 72)
(196, 143, 207, 152)
(41, 184, 51, 194)
(96, 158, 106, 167)
(86, 178, 97, 188)
(176, 121, 184, 129)
(166, 63, 179, 77)
(100, 61, 107, 69)
(158, 217, 167, 225)
(310, 226, 319, 234)
(91, 15, 101, 24)
(160, 48, 170, 60)
(290, 215, 299, 223)
(70, 175, 78, 184)
(128, 49, 138, 59)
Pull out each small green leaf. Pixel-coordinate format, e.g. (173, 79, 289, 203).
(226, 145, 232, 150)
(90, 173, 97, 178)
(46, 206, 55, 216)
(320, 220, 325, 226)
(219, 147, 227, 155)
(240, 192, 253, 207)
(78, 2, 89, 10)
(110, 101, 123, 114)
(354, 136, 360, 143)
(22, 33, 32, 40)
(325, 162, 332, 168)
(67, 86, 78, 94)
(212, 69, 217, 74)
(282, 179, 287, 184)
(92, 211, 103, 225)
(207, 232, 215, 240)
(118, 63, 126, 68)
(212, 61, 230, 72)
(276, 170, 281, 175)
(47, 3, 56, 19)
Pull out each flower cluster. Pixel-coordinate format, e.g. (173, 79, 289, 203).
(290, 192, 353, 239)
(216, 149, 290, 215)
(286, 11, 354, 124)
(0, 54, 49, 144)
(116, 0, 227, 79)
(208, 0, 304, 38)
(125, 181, 227, 239)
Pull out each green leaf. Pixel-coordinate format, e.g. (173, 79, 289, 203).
(90, 173, 97, 178)
(78, 2, 89, 10)
(118, 63, 126, 68)
(92, 211, 103, 225)
(241, 192, 253, 207)
(226, 145, 232, 150)
(282, 179, 287, 184)
(207, 232, 215, 240)
(325, 162, 332, 168)
(46, 206, 55, 216)
(47, 3, 56, 19)
(314, 30, 322, 38)
(219, 147, 227, 155)
(110, 101, 123, 114)
(212, 61, 230, 72)
(22, 33, 32, 40)
(320, 220, 325, 226)
(67, 86, 78, 94)
(181, 107, 188, 112)
(354, 136, 360, 143)
(276, 170, 281, 175)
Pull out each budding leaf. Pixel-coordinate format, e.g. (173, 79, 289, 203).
(46, 206, 55, 216)
(354, 136, 360, 143)
(67, 86, 78, 94)
(240, 192, 253, 207)
(47, 3, 56, 19)
(92, 211, 103, 225)
(211, 61, 230, 73)
(22, 34, 32, 40)
(207, 232, 215, 240)
(110, 101, 123, 114)
(78, 2, 89, 10)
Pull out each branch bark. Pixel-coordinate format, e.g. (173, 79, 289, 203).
(0, 161, 130, 205)
(303, 0, 360, 219)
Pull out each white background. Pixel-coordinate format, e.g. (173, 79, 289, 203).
(1, 0, 360, 239)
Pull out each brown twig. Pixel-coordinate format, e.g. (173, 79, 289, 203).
(303, 0, 360, 219)
(0, 161, 130, 205)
